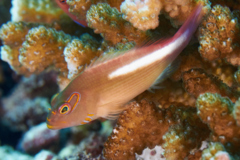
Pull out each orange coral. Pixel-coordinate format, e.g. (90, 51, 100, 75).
(198, 5, 240, 66)
(0, 22, 39, 75)
(1, 0, 240, 159)
(86, 3, 150, 45)
(161, 0, 211, 27)
(163, 122, 209, 159)
(136, 80, 196, 109)
(172, 45, 237, 87)
(197, 93, 240, 148)
(171, 44, 208, 81)
(120, 0, 162, 31)
(103, 100, 209, 160)
(0, 21, 102, 89)
(11, 0, 65, 23)
(66, 0, 125, 22)
(182, 68, 239, 102)
(67, 0, 100, 21)
(64, 34, 101, 80)
(19, 26, 71, 74)
(201, 142, 232, 160)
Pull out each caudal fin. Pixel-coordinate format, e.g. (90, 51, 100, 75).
(174, 4, 204, 40)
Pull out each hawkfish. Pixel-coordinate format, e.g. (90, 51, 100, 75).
(55, 0, 88, 27)
(47, 4, 203, 129)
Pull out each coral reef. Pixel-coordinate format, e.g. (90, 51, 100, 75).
(161, 0, 211, 27)
(120, 0, 162, 30)
(103, 100, 210, 160)
(0, 72, 57, 131)
(201, 142, 232, 160)
(198, 5, 240, 66)
(0, 146, 33, 160)
(182, 68, 239, 102)
(19, 122, 60, 153)
(135, 145, 165, 160)
(197, 93, 240, 155)
(10, 0, 64, 23)
(1, 0, 240, 160)
(87, 3, 150, 45)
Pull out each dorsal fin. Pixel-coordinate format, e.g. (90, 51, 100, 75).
(88, 50, 125, 68)
(88, 42, 135, 68)
(136, 31, 171, 48)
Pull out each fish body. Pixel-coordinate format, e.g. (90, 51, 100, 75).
(55, 0, 88, 27)
(47, 4, 203, 129)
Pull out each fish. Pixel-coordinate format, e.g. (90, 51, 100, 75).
(47, 4, 204, 129)
(55, 0, 88, 27)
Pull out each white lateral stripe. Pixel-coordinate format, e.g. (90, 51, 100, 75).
(108, 31, 188, 79)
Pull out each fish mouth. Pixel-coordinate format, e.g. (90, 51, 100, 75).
(46, 119, 68, 130)
(46, 123, 56, 129)
(46, 117, 59, 130)
(46, 122, 61, 130)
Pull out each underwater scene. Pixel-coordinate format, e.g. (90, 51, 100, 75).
(1, 0, 240, 159)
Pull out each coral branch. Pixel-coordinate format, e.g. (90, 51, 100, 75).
(182, 68, 239, 102)
(11, 0, 64, 23)
(198, 5, 240, 66)
(197, 93, 240, 146)
(104, 100, 209, 160)
(86, 3, 150, 45)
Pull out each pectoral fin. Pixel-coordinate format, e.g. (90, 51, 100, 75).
(149, 56, 181, 91)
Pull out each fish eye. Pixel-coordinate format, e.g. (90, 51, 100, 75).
(59, 104, 70, 114)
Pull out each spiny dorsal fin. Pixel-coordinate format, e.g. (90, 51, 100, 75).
(88, 50, 125, 68)
(88, 42, 135, 68)
(136, 32, 171, 48)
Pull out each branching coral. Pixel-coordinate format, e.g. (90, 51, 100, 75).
(0, 21, 101, 89)
(136, 80, 196, 109)
(64, 34, 101, 80)
(197, 93, 240, 154)
(0, 72, 58, 131)
(198, 5, 240, 66)
(120, 0, 162, 31)
(67, 0, 104, 22)
(234, 98, 240, 126)
(86, 3, 150, 45)
(0, 146, 33, 160)
(161, 0, 211, 27)
(182, 68, 240, 102)
(0, 22, 40, 75)
(162, 122, 208, 159)
(1, 0, 240, 159)
(201, 142, 232, 160)
(172, 44, 238, 88)
(11, 0, 65, 23)
(19, 26, 71, 74)
(103, 100, 210, 160)
(19, 122, 60, 153)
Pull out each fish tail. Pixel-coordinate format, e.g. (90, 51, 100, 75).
(173, 3, 204, 42)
